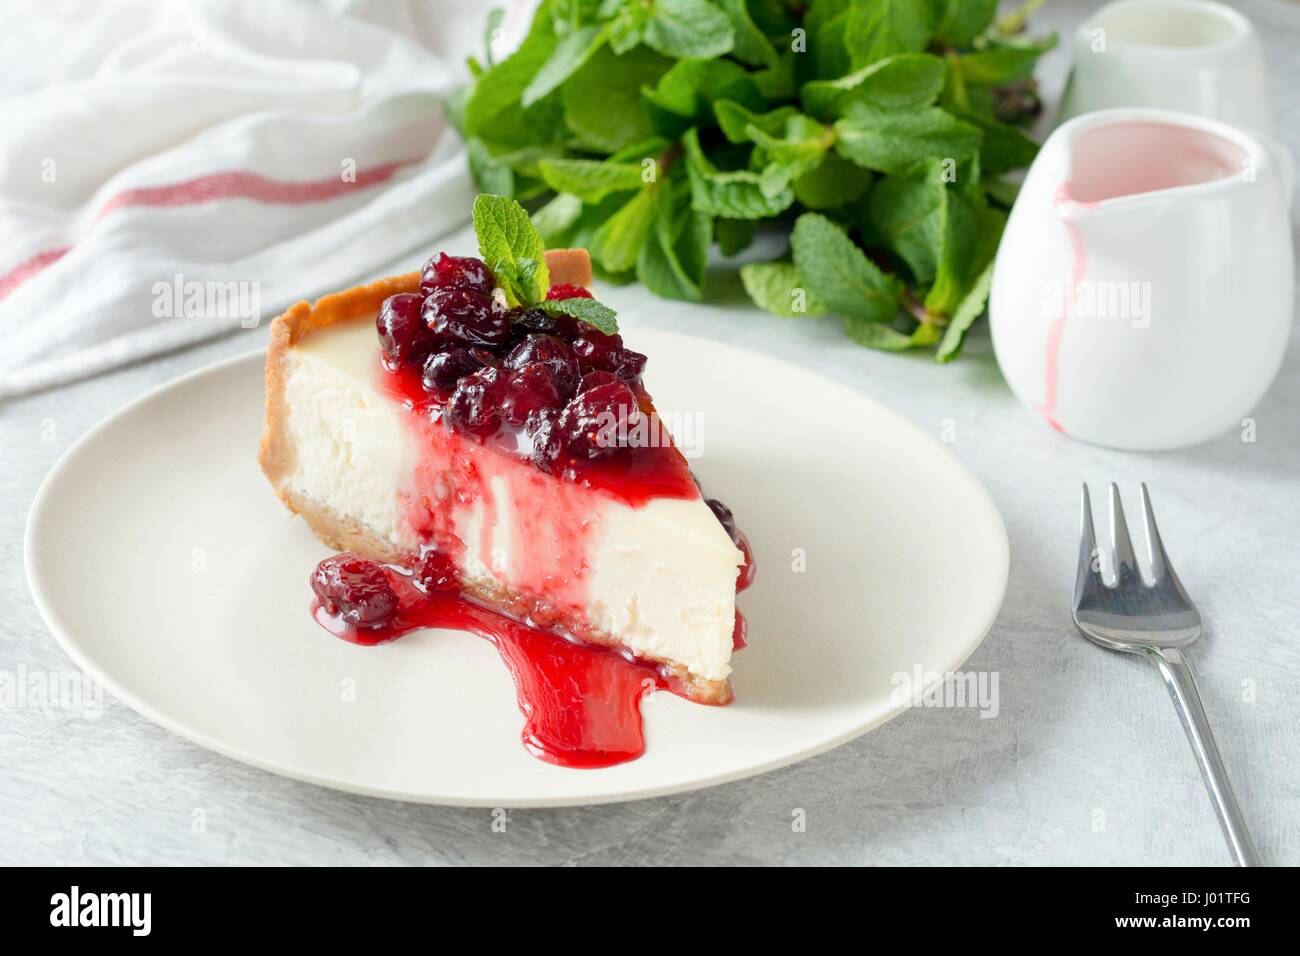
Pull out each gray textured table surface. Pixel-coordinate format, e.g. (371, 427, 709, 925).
(3, 1, 1298, 866)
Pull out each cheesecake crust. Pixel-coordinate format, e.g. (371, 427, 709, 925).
(257, 252, 733, 705)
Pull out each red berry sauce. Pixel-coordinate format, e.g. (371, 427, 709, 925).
(312, 560, 728, 768)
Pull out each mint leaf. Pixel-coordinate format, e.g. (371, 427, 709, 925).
(983, 176, 1020, 207)
(716, 0, 779, 67)
(845, 0, 929, 70)
(925, 0, 997, 46)
(539, 296, 619, 335)
(957, 34, 1057, 86)
(644, 0, 735, 59)
(522, 24, 608, 107)
(466, 141, 567, 198)
(537, 158, 646, 203)
(926, 198, 1004, 317)
(466, 138, 515, 197)
(834, 102, 981, 174)
(791, 212, 902, 324)
(714, 101, 798, 144)
(473, 194, 550, 305)
(860, 160, 950, 284)
(682, 127, 795, 219)
(936, 259, 993, 362)
(636, 172, 711, 301)
(563, 45, 671, 152)
(922, 184, 977, 315)
(642, 60, 763, 136)
(957, 110, 1039, 176)
(594, 188, 657, 272)
(747, 114, 833, 167)
(609, 4, 651, 53)
(805, 0, 853, 80)
(801, 53, 946, 119)
(752, 51, 795, 99)
(464, 13, 561, 147)
(715, 217, 755, 256)
(531, 192, 584, 245)
(740, 261, 828, 317)
(792, 152, 872, 210)
(843, 313, 940, 350)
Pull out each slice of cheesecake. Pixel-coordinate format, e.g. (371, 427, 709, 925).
(259, 247, 746, 702)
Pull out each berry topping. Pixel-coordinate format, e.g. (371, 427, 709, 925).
(546, 283, 592, 301)
(574, 333, 647, 381)
(577, 369, 619, 392)
(528, 407, 563, 468)
(503, 334, 581, 395)
(414, 548, 459, 593)
(445, 366, 504, 435)
(424, 286, 511, 347)
(420, 253, 492, 296)
(422, 347, 484, 394)
(707, 498, 737, 539)
(556, 379, 643, 461)
(377, 293, 432, 368)
(509, 307, 563, 336)
(311, 553, 398, 628)
(499, 363, 565, 428)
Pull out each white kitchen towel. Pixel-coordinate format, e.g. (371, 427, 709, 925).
(0, 0, 513, 398)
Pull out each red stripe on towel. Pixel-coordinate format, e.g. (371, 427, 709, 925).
(0, 159, 417, 302)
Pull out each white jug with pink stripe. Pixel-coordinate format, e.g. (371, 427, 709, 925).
(989, 108, 1294, 450)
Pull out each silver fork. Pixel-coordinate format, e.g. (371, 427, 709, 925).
(1072, 483, 1261, 867)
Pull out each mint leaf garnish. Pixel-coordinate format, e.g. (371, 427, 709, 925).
(471, 192, 620, 334)
(539, 297, 619, 335)
(473, 194, 550, 305)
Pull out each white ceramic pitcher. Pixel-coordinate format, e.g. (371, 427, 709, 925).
(1059, 0, 1276, 136)
(990, 109, 1294, 450)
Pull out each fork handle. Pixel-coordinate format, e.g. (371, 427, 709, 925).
(1147, 646, 1262, 867)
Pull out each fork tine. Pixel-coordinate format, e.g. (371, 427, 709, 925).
(1074, 484, 1103, 603)
(1139, 483, 1195, 603)
(1108, 483, 1138, 586)
(1139, 483, 1169, 583)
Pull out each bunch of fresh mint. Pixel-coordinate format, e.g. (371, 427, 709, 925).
(449, 0, 1054, 360)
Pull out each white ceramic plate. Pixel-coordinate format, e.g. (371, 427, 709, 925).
(26, 330, 1008, 807)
